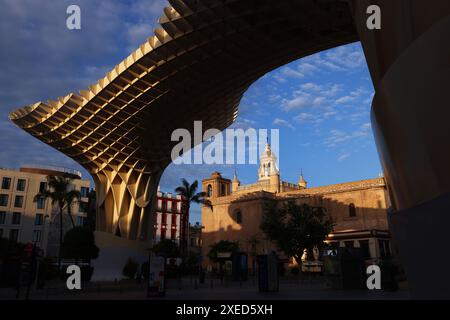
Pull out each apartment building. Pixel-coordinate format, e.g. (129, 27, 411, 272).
(0, 166, 91, 255)
(153, 189, 188, 246)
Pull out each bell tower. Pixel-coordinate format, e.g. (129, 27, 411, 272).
(258, 142, 280, 192)
(258, 142, 279, 181)
(202, 172, 231, 199)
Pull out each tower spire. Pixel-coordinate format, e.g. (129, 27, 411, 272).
(298, 169, 307, 189)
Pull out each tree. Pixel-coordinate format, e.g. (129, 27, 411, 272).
(61, 227, 99, 263)
(175, 179, 212, 254)
(152, 239, 180, 258)
(34, 175, 83, 268)
(208, 240, 239, 268)
(260, 201, 334, 266)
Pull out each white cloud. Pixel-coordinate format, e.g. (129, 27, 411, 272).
(295, 113, 318, 123)
(338, 154, 350, 162)
(273, 118, 295, 130)
(281, 95, 310, 111)
(325, 46, 366, 70)
(336, 95, 356, 104)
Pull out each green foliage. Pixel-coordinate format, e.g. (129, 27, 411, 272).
(260, 201, 334, 265)
(208, 240, 239, 264)
(122, 257, 139, 279)
(152, 239, 180, 257)
(61, 227, 99, 260)
(34, 175, 83, 268)
(34, 175, 82, 228)
(175, 179, 212, 210)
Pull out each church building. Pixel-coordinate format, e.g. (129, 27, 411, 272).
(201, 143, 392, 271)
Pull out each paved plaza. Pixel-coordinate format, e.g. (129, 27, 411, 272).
(0, 277, 411, 300)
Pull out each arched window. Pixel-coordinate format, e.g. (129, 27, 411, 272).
(221, 184, 226, 196)
(349, 203, 357, 217)
(235, 211, 242, 224)
(207, 185, 212, 197)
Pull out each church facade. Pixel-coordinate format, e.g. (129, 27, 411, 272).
(201, 143, 392, 271)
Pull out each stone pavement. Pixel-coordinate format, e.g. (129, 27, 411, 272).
(0, 278, 411, 300)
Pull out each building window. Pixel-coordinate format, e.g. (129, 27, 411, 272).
(172, 214, 177, 225)
(2, 177, 11, 190)
(37, 197, 45, 210)
(171, 229, 177, 240)
(14, 196, 24, 208)
(9, 229, 19, 242)
(17, 179, 26, 192)
(207, 185, 212, 197)
(0, 229, 3, 239)
(35, 214, 44, 226)
(235, 211, 242, 224)
(12, 212, 21, 225)
(348, 203, 357, 218)
(344, 241, 354, 248)
(167, 201, 172, 212)
(80, 187, 89, 198)
(379, 240, 391, 258)
(32, 230, 42, 243)
(359, 240, 371, 259)
(161, 213, 167, 226)
(221, 184, 226, 196)
(39, 182, 47, 193)
(0, 211, 5, 224)
(157, 199, 162, 210)
(0, 194, 8, 207)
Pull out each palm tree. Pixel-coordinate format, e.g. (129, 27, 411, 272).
(34, 175, 82, 268)
(175, 179, 212, 255)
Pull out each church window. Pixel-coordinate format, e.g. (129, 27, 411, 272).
(221, 184, 226, 196)
(349, 203, 357, 217)
(235, 211, 242, 224)
(207, 185, 212, 197)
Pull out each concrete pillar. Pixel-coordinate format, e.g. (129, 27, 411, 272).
(351, 0, 450, 298)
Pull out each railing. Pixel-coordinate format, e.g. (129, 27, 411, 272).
(237, 180, 270, 191)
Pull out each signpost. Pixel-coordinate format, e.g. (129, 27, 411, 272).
(147, 255, 166, 298)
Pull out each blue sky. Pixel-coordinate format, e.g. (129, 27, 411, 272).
(0, 0, 382, 224)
